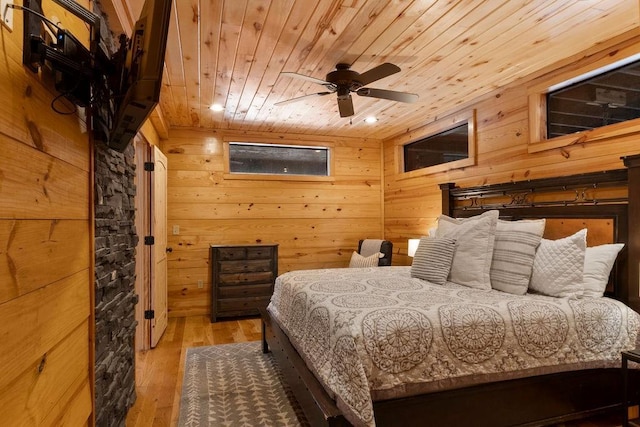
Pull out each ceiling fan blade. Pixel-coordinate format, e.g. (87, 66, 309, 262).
(356, 87, 419, 103)
(337, 95, 355, 117)
(280, 72, 330, 86)
(356, 63, 401, 86)
(274, 92, 332, 106)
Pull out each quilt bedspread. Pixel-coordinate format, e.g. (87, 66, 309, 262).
(267, 267, 640, 427)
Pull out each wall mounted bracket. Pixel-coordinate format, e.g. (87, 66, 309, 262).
(1, 0, 13, 31)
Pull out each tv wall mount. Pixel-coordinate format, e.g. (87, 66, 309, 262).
(3, 0, 164, 152)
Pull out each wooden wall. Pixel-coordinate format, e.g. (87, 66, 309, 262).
(164, 128, 383, 317)
(384, 34, 640, 267)
(0, 1, 92, 425)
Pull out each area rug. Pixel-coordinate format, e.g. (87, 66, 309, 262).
(177, 341, 309, 427)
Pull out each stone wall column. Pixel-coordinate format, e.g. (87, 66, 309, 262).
(94, 142, 138, 426)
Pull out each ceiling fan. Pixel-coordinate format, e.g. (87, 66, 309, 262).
(275, 63, 419, 118)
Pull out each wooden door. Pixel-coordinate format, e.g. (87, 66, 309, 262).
(150, 146, 168, 347)
(134, 138, 151, 351)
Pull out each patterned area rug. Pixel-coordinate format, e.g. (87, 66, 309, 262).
(177, 341, 309, 427)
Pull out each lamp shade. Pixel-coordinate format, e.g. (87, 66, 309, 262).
(408, 238, 420, 257)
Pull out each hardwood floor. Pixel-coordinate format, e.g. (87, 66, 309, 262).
(124, 316, 623, 427)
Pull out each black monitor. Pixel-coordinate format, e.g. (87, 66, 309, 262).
(105, 0, 172, 151)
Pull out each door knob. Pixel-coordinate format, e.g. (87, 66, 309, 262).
(166, 247, 173, 253)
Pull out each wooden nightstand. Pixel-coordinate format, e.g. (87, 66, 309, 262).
(210, 244, 278, 322)
(623, 349, 640, 427)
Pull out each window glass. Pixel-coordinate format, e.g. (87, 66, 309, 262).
(547, 60, 640, 138)
(229, 142, 330, 176)
(403, 124, 469, 172)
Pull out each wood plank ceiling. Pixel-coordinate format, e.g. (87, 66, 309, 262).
(118, 0, 640, 140)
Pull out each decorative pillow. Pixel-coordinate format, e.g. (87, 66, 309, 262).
(529, 229, 587, 298)
(435, 210, 499, 290)
(490, 219, 546, 295)
(349, 251, 382, 268)
(582, 243, 625, 298)
(410, 237, 457, 285)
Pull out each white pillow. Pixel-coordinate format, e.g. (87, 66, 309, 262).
(490, 219, 546, 295)
(529, 229, 587, 298)
(349, 251, 382, 268)
(582, 243, 625, 298)
(435, 210, 499, 290)
(410, 236, 457, 285)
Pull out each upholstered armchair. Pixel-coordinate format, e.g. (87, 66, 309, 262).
(356, 239, 393, 266)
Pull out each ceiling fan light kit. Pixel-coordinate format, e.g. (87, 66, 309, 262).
(276, 62, 419, 118)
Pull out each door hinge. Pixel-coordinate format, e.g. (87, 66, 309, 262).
(144, 236, 155, 245)
(144, 310, 155, 320)
(144, 162, 155, 171)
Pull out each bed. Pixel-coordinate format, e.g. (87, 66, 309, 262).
(261, 155, 640, 427)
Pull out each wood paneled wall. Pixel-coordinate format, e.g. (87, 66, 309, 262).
(384, 34, 640, 267)
(164, 129, 383, 317)
(0, 1, 92, 425)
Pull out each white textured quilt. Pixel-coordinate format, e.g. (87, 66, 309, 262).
(267, 267, 640, 427)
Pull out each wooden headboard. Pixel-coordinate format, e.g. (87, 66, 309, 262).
(440, 155, 640, 312)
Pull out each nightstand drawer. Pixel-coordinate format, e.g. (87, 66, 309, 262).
(217, 296, 271, 313)
(217, 259, 273, 274)
(218, 284, 273, 298)
(216, 247, 247, 260)
(247, 246, 274, 260)
(218, 271, 273, 286)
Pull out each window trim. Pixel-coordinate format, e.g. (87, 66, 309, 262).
(395, 109, 476, 178)
(528, 45, 640, 154)
(223, 137, 335, 182)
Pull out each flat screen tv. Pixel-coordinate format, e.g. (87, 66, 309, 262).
(105, 0, 172, 152)
(18, 0, 173, 152)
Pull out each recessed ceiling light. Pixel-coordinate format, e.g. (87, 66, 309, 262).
(209, 104, 224, 112)
(364, 116, 378, 124)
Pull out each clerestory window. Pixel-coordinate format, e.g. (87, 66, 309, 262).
(403, 123, 469, 172)
(546, 59, 640, 138)
(228, 142, 330, 177)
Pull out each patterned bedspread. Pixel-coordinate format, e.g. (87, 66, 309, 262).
(267, 267, 640, 427)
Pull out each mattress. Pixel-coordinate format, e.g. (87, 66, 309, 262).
(267, 266, 640, 427)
